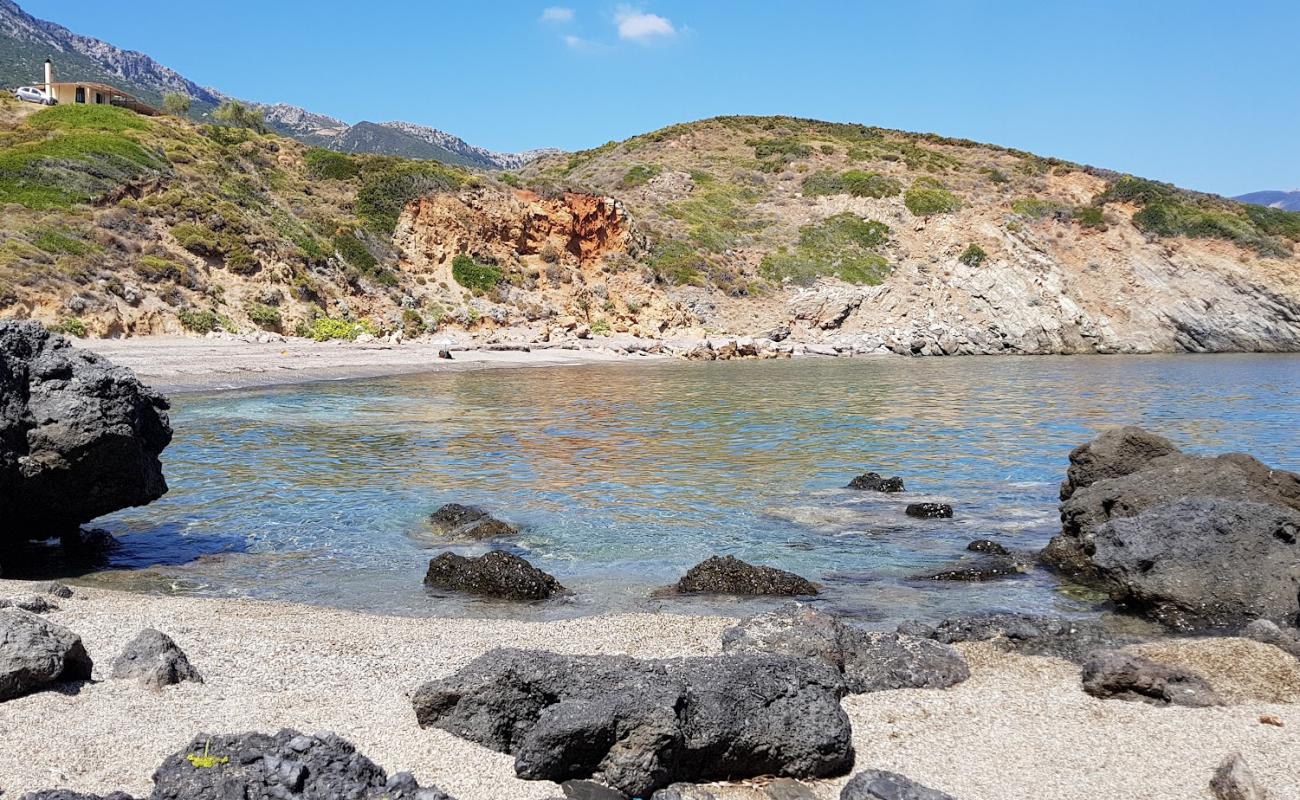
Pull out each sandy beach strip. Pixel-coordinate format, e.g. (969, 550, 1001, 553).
(1, 579, 1298, 799)
(78, 335, 667, 394)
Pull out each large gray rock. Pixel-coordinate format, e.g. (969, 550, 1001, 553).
(840, 770, 956, 800)
(0, 608, 93, 701)
(412, 648, 853, 796)
(428, 503, 518, 539)
(899, 613, 1142, 664)
(1042, 427, 1300, 629)
(111, 628, 203, 689)
(675, 556, 818, 596)
(150, 729, 455, 799)
(0, 321, 172, 542)
(423, 550, 567, 601)
(1080, 650, 1222, 707)
(722, 604, 968, 694)
(1210, 753, 1271, 800)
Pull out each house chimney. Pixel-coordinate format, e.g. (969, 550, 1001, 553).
(44, 58, 53, 98)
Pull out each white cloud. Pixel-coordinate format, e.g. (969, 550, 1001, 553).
(540, 7, 575, 23)
(614, 6, 676, 41)
(563, 34, 584, 47)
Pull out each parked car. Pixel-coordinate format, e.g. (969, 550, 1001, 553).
(13, 86, 54, 105)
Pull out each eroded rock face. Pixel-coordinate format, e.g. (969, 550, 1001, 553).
(412, 648, 853, 796)
(150, 729, 455, 800)
(0, 321, 171, 542)
(0, 608, 93, 701)
(1043, 427, 1300, 629)
(423, 550, 567, 601)
(111, 628, 203, 689)
(676, 556, 818, 596)
(1080, 650, 1222, 707)
(428, 503, 519, 539)
(840, 770, 956, 800)
(721, 605, 969, 694)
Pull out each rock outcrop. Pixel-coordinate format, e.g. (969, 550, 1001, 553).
(428, 503, 518, 539)
(423, 550, 568, 601)
(1080, 650, 1223, 707)
(899, 613, 1142, 664)
(111, 628, 203, 689)
(1043, 427, 1300, 629)
(840, 770, 956, 800)
(0, 608, 93, 701)
(412, 648, 853, 796)
(675, 556, 818, 596)
(1, 321, 171, 543)
(721, 604, 969, 694)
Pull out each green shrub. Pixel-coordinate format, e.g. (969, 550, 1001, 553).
(590, 319, 611, 336)
(0, 130, 165, 209)
(801, 171, 844, 197)
(451, 254, 503, 292)
(747, 136, 812, 161)
(32, 229, 94, 256)
(401, 309, 427, 336)
(620, 164, 662, 188)
(304, 148, 359, 180)
(213, 100, 267, 133)
(904, 178, 960, 216)
(1073, 206, 1107, 230)
(178, 308, 220, 333)
(27, 105, 150, 133)
(958, 243, 988, 267)
(246, 302, 282, 329)
(356, 161, 464, 232)
(648, 240, 706, 285)
(162, 93, 191, 116)
(135, 255, 184, 283)
(171, 223, 220, 256)
(1011, 197, 1068, 220)
(306, 317, 377, 341)
(760, 213, 891, 285)
(54, 317, 87, 337)
(1096, 176, 1175, 206)
(1244, 204, 1300, 242)
(843, 171, 902, 199)
(665, 180, 763, 253)
(224, 248, 260, 275)
(498, 172, 522, 188)
(332, 232, 377, 271)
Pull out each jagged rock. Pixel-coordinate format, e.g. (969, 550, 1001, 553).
(151, 729, 456, 799)
(675, 556, 818, 596)
(0, 321, 172, 542)
(0, 594, 59, 613)
(412, 648, 853, 796)
(1042, 428, 1300, 629)
(840, 770, 956, 800)
(111, 628, 203, 689)
(1057, 426, 1179, 501)
(1242, 619, 1300, 660)
(562, 780, 630, 800)
(899, 613, 1141, 664)
(0, 608, 93, 701)
(721, 604, 968, 694)
(423, 550, 567, 601)
(911, 556, 1025, 582)
(1080, 650, 1222, 707)
(905, 503, 952, 519)
(966, 539, 1008, 555)
(428, 503, 519, 539)
(846, 472, 905, 492)
(43, 581, 74, 598)
(1210, 753, 1271, 800)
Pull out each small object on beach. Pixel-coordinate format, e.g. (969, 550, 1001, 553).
(424, 550, 568, 601)
(438, 348, 453, 359)
(0, 609, 93, 702)
(906, 503, 953, 519)
(111, 628, 203, 689)
(840, 769, 957, 800)
(1259, 714, 1283, 727)
(43, 581, 75, 599)
(1080, 649, 1222, 707)
(428, 503, 518, 539)
(846, 472, 905, 492)
(675, 555, 818, 596)
(967, 539, 1009, 555)
(1210, 753, 1271, 800)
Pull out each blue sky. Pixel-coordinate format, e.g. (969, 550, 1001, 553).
(24, 0, 1300, 196)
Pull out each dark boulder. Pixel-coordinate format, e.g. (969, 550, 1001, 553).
(1058, 426, 1179, 502)
(721, 604, 968, 694)
(840, 770, 956, 800)
(0, 608, 93, 701)
(904, 503, 952, 519)
(899, 613, 1143, 664)
(911, 555, 1025, 582)
(966, 539, 1008, 555)
(1210, 753, 1269, 800)
(428, 503, 518, 539)
(412, 648, 853, 797)
(1080, 650, 1222, 707)
(424, 550, 568, 601)
(151, 729, 455, 800)
(675, 555, 818, 596)
(0, 594, 60, 613)
(0, 321, 172, 542)
(111, 628, 203, 689)
(846, 472, 904, 492)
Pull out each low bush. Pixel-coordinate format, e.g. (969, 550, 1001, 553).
(135, 255, 184, 283)
(904, 178, 961, 216)
(306, 316, 377, 341)
(171, 223, 220, 256)
(246, 302, 282, 329)
(356, 161, 464, 232)
(451, 254, 503, 292)
(648, 239, 706, 285)
(178, 308, 220, 334)
(402, 308, 427, 336)
(958, 243, 988, 267)
(304, 148, 359, 180)
(620, 164, 662, 188)
(760, 213, 890, 286)
(1073, 206, 1107, 230)
(32, 229, 94, 256)
(843, 170, 902, 199)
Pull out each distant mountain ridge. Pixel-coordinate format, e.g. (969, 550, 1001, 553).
(1235, 190, 1300, 212)
(0, 0, 550, 170)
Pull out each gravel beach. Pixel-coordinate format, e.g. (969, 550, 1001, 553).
(1, 579, 1297, 799)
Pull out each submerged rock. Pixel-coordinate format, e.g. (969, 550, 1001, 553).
(905, 503, 952, 519)
(111, 628, 203, 689)
(900, 612, 1143, 664)
(966, 539, 1008, 555)
(722, 604, 968, 694)
(846, 472, 905, 492)
(0, 321, 172, 543)
(840, 770, 956, 800)
(424, 550, 567, 601)
(428, 503, 518, 539)
(151, 729, 455, 799)
(412, 648, 853, 796)
(676, 555, 818, 596)
(1081, 649, 1223, 707)
(0, 608, 93, 701)
(911, 555, 1026, 582)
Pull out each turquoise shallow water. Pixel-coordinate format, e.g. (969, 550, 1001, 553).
(93, 354, 1300, 623)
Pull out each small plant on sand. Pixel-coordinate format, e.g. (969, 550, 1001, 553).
(306, 316, 377, 341)
(178, 308, 220, 334)
(186, 740, 229, 769)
